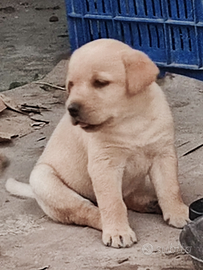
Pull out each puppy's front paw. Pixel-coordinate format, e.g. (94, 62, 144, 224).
(102, 227, 137, 248)
(163, 204, 189, 228)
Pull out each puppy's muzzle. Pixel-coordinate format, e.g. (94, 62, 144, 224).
(68, 103, 81, 118)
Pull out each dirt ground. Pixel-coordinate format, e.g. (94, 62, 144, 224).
(0, 1, 203, 270)
(0, 0, 70, 92)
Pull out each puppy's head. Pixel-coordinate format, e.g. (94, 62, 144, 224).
(66, 39, 159, 131)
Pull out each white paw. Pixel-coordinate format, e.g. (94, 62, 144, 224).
(163, 204, 189, 228)
(102, 227, 137, 248)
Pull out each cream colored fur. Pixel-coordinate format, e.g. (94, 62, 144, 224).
(6, 39, 189, 248)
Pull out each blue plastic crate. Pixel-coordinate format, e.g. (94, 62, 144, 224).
(66, 0, 203, 80)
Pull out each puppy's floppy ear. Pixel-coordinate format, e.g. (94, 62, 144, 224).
(122, 49, 159, 95)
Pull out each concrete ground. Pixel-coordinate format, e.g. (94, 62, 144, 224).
(0, 1, 203, 270)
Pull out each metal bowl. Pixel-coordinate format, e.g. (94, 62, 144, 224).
(180, 216, 203, 270)
(189, 198, 203, 221)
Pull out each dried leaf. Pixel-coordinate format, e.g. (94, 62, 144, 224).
(20, 103, 49, 114)
(36, 136, 46, 142)
(29, 114, 49, 124)
(0, 132, 18, 142)
(0, 94, 25, 114)
(0, 97, 7, 113)
(34, 81, 65, 91)
(118, 258, 129, 264)
(30, 122, 46, 128)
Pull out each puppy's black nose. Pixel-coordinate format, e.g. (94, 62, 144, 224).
(68, 103, 80, 118)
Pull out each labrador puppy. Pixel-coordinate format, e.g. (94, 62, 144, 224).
(6, 39, 189, 248)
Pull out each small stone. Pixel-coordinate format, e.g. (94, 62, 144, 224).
(0, 6, 15, 13)
(49, 15, 59, 22)
(9, 81, 27, 89)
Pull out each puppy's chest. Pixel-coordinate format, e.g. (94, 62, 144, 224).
(123, 151, 151, 180)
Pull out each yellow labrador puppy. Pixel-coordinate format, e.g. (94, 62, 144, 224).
(6, 39, 189, 248)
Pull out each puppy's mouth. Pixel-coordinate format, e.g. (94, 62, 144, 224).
(77, 121, 95, 130)
(71, 118, 102, 131)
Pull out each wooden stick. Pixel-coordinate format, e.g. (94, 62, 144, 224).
(33, 81, 66, 91)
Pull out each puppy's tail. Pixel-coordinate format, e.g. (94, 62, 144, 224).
(5, 178, 35, 199)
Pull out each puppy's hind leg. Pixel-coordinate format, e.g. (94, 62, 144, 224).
(124, 179, 161, 214)
(30, 163, 101, 230)
(125, 192, 161, 214)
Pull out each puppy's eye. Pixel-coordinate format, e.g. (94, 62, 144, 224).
(67, 81, 74, 92)
(93, 79, 110, 88)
